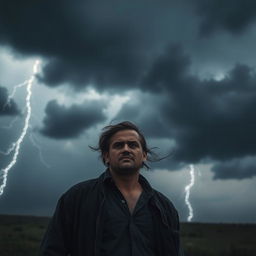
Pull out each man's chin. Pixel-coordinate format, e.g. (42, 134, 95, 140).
(110, 165, 139, 176)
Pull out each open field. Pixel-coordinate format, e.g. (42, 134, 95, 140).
(181, 222, 256, 256)
(0, 214, 256, 255)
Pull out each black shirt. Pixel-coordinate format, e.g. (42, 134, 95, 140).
(100, 171, 156, 256)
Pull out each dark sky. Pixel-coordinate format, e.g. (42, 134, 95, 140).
(0, 0, 256, 223)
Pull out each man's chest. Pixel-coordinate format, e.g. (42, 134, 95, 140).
(122, 191, 142, 214)
(101, 191, 156, 256)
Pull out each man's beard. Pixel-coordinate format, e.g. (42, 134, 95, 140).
(109, 163, 141, 176)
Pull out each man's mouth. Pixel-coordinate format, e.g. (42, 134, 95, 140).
(119, 156, 133, 161)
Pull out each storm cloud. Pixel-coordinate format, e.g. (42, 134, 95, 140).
(118, 44, 256, 178)
(212, 156, 256, 180)
(151, 45, 256, 160)
(194, 0, 256, 36)
(0, 86, 20, 116)
(0, 0, 200, 92)
(40, 99, 106, 139)
(0, 0, 156, 90)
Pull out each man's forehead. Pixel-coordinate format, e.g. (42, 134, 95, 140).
(110, 130, 141, 143)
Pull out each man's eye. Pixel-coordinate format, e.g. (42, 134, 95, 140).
(113, 142, 123, 148)
(129, 142, 138, 148)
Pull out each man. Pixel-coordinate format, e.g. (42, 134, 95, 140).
(40, 121, 184, 256)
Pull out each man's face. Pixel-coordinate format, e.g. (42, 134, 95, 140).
(104, 129, 147, 176)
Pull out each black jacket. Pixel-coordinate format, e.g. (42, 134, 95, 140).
(40, 171, 184, 256)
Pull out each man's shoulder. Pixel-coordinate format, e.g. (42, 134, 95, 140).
(140, 174, 177, 212)
(152, 189, 180, 228)
(68, 178, 98, 192)
(153, 189, 177, 213)
(61, 173, 103, 200)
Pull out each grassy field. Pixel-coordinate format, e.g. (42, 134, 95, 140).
(181, 222, 256, 256)
(0, 215, 49, 256)
(0, 214, 256, 255)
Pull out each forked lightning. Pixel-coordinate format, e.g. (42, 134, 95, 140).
(0, 60, 40, 196)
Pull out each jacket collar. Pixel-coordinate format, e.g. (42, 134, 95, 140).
(101, 168, 154, 196)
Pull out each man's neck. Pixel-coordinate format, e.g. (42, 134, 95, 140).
(109, 168, 141, 193)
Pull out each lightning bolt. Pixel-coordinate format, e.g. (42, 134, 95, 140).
(185, 164, 195, 222)
(29, 133, 51, 169)
(0, 60, 40, 196)
(0, 142, 16, 156)
(2, 80, 29, 111)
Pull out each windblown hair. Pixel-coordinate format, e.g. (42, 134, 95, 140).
(90, 121, 160, 169)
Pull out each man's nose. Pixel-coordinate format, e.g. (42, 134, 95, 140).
(123, 143, 131, 152)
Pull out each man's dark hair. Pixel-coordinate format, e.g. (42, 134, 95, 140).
(90, 121, 158, 169)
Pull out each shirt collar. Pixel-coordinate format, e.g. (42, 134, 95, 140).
(103, 168, 154, 196)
